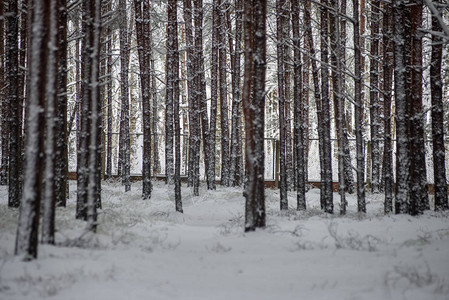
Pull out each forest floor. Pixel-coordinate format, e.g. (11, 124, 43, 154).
(1, 180, 449, 300)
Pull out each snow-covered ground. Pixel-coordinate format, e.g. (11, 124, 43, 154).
(1, 181, 449, 300)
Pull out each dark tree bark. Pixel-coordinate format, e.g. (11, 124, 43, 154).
(276, 0, 288, 210)
(353, 0, 366, 213)
(208, 0, 219, 190)
(320, 0, 333, 214)
(291, 0, 305, 210)
(6, 0, 21, 208)
(55, 0, 68, 207)
(243, 0, 266, 232)
(393, 0, 410, 214)
(106, 0, 113, 179)
(42, 0, 60, 244)
(329, 0, 346, 214)
(408, 1, 429, 215)
(229, 0, 243, 187)
(369, 0, 381, 194)
(430, 0, 448, 211)
(165, 0, 175, 186)
(15, 0, 49, 260)
(218, 0, 230, 187)
(304, 1, 324, 209)
(0, 0, 7, 186)
(382, 0, 394, 214)
(135, 0, 152, 199)
(119, 0, 131, 192)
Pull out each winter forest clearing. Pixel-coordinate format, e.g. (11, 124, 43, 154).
(1, 0, 449, 299)
(1, 181, 449, 300)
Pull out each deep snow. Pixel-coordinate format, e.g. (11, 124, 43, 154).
(1, 181, 449, 300)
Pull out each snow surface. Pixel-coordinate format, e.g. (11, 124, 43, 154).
(1, 181, 449, 300)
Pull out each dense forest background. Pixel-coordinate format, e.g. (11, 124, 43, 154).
(0, 0, 448, 260)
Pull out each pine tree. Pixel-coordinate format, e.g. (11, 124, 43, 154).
(0, 0, 9, 186)
(430, 0, 448, 211)
(243, 0, 266, 231)
(15, 0, 50, 260)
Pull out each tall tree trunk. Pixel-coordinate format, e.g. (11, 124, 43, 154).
(55, 0, 68, 207)
(320, 0, 333, 214)
(276, 0, 288, 210)
(408, 1, 429, 215)
(229, 0, 243, 187)
(15, 0, 49, 260)
(106, 0, 113, 179)
(329, 0, 346, 214)
(430, 0, 448, 211)
(0, 0, 7, 186)
(369, 0, 381, 193)
(209, 0, 219, 190)
(393, 0, 410, 214)
(7, 0, 21, 208)
(42, 0, 60, 244)
(135, 0, 153, 199)
(354, 0, 366, 212)
(243, 0, 266, 232)
(382, 0, 393, 214)
(304, 0, 324, 209)
(291, 0, 305, 210)
(218, 0, 230, 187)
(119, 0, 131, 192)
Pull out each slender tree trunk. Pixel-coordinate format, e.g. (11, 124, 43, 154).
(243, 0, 266, 232)
(430, 0, 448, 211)
(7, 0, 21, 208)
(218, 0, 230, 187)
(329, 0, 346, 214)
(291, 0, 305, 210)
(209, 0, 219, 190)
(135, 0, 152, 199)
(42, 0, 60, 244)
(304, 1, 324, 209)
(354, 0, 366, 212)
(15, 0, 49, 260)
(229, 0, 243, 187)
(382, 0, 393, 214)
(276, 0, 288, 210)
(119, 0, 131, 192)
(408, 1, 429, 215)
(394, 0, 410, 214)
(320, 0, 333, 214)
(55, 0, 68, 207)
(369, 0, 381, 194)
(0, 0, 7, 186)
(106, 0, 113, 179)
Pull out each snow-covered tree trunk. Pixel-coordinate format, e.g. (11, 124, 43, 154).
(105, 0, 113, 179)
(42, 0, 60, 244)
(291, 0, 305, 210)
(304, 1, 324, 209)
(0, 0, 7, 186)
(329, 0, 346, 214)
(430, 0, 448, 211)
(354, 0, 366, 213)
(276, 0, 288, 210)
(408, 2, 429, 215)
(6, 0, 21, 208)
(369, 0, 381, 194)
(320, 0, 334, 214)
(86, 0, 102, 232)
(243, 0, 266, 232)
(218, 0, 230, 187)
(208, 0, 219, 190)
(119, 0, 131, 192)
(55, 0, 68, 207)
(229, 0, 243, 187)
(382, 1, 394, 214)
(393, 0, 410, 214)
(135, 0, 152, 200)
(15, 0, 49, 260)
